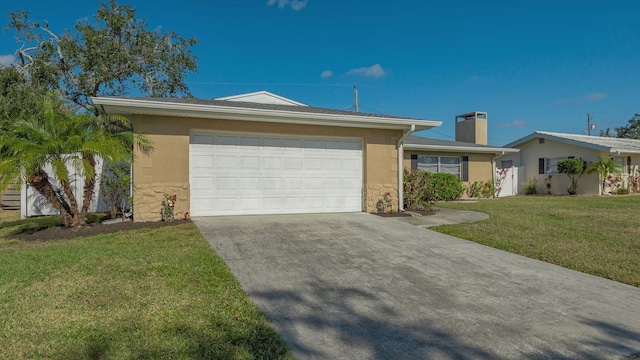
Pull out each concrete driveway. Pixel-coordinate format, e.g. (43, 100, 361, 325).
(194, 213, 640, 359)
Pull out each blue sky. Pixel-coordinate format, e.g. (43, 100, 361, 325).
(1, 1, 639, 145)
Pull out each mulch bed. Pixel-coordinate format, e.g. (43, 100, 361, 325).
(371, 209, 437, 218)
(9, 219, 191, 242)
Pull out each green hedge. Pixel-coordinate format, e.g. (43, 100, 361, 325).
(403, 170, 465, 211)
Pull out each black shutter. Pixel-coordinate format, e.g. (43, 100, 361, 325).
(462, 156, 469, 181)
(410, 154, 418, 170)
(539, 158, 545, 174)
(628, 156, 632, 174)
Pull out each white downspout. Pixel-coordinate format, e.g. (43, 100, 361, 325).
(397, 124, 415, 212)
(491, 151, 506, 198)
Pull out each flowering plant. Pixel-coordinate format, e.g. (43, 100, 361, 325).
(383, 191, 393, 213)
(161, 193, 177, 221)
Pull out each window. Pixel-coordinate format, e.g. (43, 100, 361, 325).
(545, 157, 564, 174)
(417, 155, 461, 178)
(544, 156, 582, 174)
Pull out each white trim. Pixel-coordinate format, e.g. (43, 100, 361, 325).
(505, 131, 640, 154)
(397, 125, 415, 212)
(92, 97, 441, 131)
(216, 91, 309, 107)
(404, 144, 519, 154)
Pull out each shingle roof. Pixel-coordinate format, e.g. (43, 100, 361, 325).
(404, 135, 519, 153)
(405, 135, 495, 148)
(109, 96, 422, 121)
(505, 131, 640, 154)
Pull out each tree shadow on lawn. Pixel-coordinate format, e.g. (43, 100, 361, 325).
(248, 279, 640, 360)
(249, 279, 496, 360)
(56, 319, 291, 360)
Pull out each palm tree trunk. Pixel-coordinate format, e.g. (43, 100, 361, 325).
(80, 153, 97, 219)
(28, 169, 74, 227)
(59, 178, 84, 227)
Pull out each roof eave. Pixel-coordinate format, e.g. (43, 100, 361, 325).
(92, 97, 441, 131)
(403, 144, 519, 154)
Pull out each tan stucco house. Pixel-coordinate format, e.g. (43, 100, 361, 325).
(403, 112, 519, 190)
(502, 131, 640, 195)
(92, 91, 441, 221)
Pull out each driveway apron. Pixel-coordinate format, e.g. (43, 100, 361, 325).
(193, 213, 640, 360)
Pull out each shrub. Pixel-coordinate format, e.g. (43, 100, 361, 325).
(557, 158, 586, 195)
(616, 188, 630, 195)
(480, 181, 494, 198)
(524, 179, 537, 195)
(430, 173, 465, 201)
(100, 160, 131, 219)
(466, 181, 483, 198)
(403, 169, 435, 211)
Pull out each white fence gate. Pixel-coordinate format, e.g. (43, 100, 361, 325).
(496, 166, 520, 197)
(21, 157, 107, 218)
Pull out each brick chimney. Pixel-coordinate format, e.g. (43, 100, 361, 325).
(455, 111, 488, 145)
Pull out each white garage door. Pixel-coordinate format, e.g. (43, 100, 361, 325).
(189, 131, 363, 216)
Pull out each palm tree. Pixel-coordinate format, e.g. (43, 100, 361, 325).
(586, 157, 623, 194)
(0, 96, 150, 227)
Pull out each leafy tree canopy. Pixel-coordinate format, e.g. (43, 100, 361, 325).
(557, 158, 586, 195)
(615, 114, 640, 139)
(5, 0, 198, 114)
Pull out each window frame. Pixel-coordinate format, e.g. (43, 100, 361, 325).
(416, 155, 462, 178)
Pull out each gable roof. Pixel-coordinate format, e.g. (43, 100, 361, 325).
(404, 135, 519, 154)
(215, 91, 308, 107)
(91, 96, 442, 131)
(505, 131, 640, 154)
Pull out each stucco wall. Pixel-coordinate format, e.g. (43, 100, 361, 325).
(402, 151, 495, 186)
(508, 138, 600, 195)
(132, 114, 401, 221)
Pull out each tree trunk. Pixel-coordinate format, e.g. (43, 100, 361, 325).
(28, 170, 75, 227)
(58, 178, 84, 227)
(80, 153, 97, 220)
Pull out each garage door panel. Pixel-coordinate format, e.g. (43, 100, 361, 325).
(216, 198, 238, 211)
(239, 178, 260, 190)
(217, 156, 238, 169)
(263, 157, 282, 169)
(239, 198, 260, 211)
(343, 159, 362, 170)
(305, 197, 323, 209)
(284, 157, 303, 169)
(284, 178, 303, 190)
(190, 131, 363, 216)
(304, 158, 323, 170)
(263, 198, 282, 210)
(217, 135, 238, 146)
(283, 197, 303, 209)
(263, 178, 282, 190)
(284, 139, 303, 149)
(239, 156, 260, 169)
(342, 140, 363, 151)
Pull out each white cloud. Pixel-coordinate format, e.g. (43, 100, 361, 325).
(346, 64, 386, 78)
(267, 0, 308, 11)
(586, 92, 607, 101)
(0, 54, 16, 67)
(498, 120, 528, 128)
(320, 70, 333, 78)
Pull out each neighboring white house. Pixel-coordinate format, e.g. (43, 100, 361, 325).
(502, 131, 640, 195)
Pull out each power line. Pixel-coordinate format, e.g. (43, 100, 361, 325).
(186, 81, 354, 87)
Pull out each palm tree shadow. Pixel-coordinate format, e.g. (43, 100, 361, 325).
(250, 278, 496, 360)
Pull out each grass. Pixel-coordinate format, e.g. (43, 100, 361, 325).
(433, 195, 640, 287)
(0, 210, 293, 359)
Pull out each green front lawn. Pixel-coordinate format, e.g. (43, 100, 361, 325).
(0, 210, 292, 359)
(433, 196, 640, 287)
